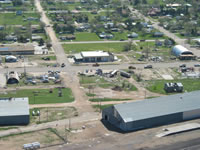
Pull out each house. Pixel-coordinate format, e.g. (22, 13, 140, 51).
(99, 32, 113, 39)
(153, 32, 164, 37)
(16, 10, 23, 15)
(102, 90, 200, 132)
(74, 51, 117, 63)
(0, 97, 29, 125)
(127, 32, 138, 38)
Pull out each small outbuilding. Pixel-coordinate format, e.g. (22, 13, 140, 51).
(6, 71, 19, 84)
(164, 82, 183, 93)
(102, 90, 200, 132)
(172, 45, 195, 60)
(0, 97, 29, 125)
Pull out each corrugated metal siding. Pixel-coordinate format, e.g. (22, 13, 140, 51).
(183, 108, 200, 120)
(102, 107, 123, 129)
(0, 115, 29, 125)
(123, 113, 182, 131)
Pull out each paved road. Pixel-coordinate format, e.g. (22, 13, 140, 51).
(60, 39, 165, 44)
(35, 0, 68, 65)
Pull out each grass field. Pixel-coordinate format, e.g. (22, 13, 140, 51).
(75, 32, 101, 41)
(0, 13, 40, 25)
(145, 79, 200, 94)
(0, 88, 74, 104)
(63, 42, 127, 53)
(93, 104, 114, 112)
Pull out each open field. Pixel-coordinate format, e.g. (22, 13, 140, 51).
(145, 79, 200, 94)
(0, 128, 65, 149)
(30, 107, 78, 124)
(63, 42, 127, 53)
(0, 88, 74, 104)
(0, 13, 40, 25)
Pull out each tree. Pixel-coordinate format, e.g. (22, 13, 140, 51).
(123, 40, 133, 51)
(39, 38, 44, 46)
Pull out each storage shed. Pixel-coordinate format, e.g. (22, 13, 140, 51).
(0, 97, 29, 125)
(6, 71, 19, 84)
(102, 90, 200, 132)
(172, 45, 195, 60)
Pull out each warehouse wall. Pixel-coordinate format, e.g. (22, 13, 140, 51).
(102, 107, 123, 129)
(0, 115, 29, 125)
(183, 108, 200, 120)
(123, 113, 182, 131)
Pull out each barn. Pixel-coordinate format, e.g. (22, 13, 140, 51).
(0, 97, 29, 125)
(172, 45, 195, 60)
(102, 91, 200, 132)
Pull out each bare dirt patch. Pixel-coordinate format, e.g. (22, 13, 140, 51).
(0, 129, 64, 150)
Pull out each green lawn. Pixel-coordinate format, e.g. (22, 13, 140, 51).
(93, 104, 113, 112)
(145, 79, 200, 94)
(112, 32, 128, 40)
(75, 32, 101, 41)
(89, 98, 131, 102)
(63, 42, 128, 54)
(0, 88, 74, 104)
(0, 13, 40, 25)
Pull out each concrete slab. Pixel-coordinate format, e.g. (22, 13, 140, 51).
(0, 73, 6, 88)
(156, 123, 200, 137)
(162, 74, 174, 80)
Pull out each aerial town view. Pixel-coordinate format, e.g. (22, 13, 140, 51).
(1, 0, 200, 149)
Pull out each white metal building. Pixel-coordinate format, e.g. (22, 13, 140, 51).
(172, 45, 195, 60)
(0, 97, 29, 125)
(74, 51, 117, 62)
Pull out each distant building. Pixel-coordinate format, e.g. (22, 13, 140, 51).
(5, 55, 18, 62)
(172, 45, 195, 60)
(6, 71, 19, 84)
(102, 91, 200, 132)
(0, 44, 35, 55)
(0, 97, 29, 125)
(74, 51, 117, 63)
(127, 32, 138, 38)
(164, 82, 183, 93)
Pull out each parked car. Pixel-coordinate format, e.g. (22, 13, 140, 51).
(179, 64, 186, 68)
(128, 66, 136, 69)
(194, 64, 200, 67)
(92, 63, 100, 67)
(144, 65, 153, 69)
(61, 63, 65, 68)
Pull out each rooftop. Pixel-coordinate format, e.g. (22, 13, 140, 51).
(114, 91, 200, 123)
(0, 45, 34, 52)
(81, 51, 110, 57)
(0, 97, 29, 117)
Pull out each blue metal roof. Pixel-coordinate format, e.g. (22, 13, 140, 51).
(114, 91, 200, 123)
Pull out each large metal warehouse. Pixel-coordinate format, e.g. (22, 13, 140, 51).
(172, 45, 195, 60)
(102, 91, 200, 132)
(0, 97, 29, 125)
